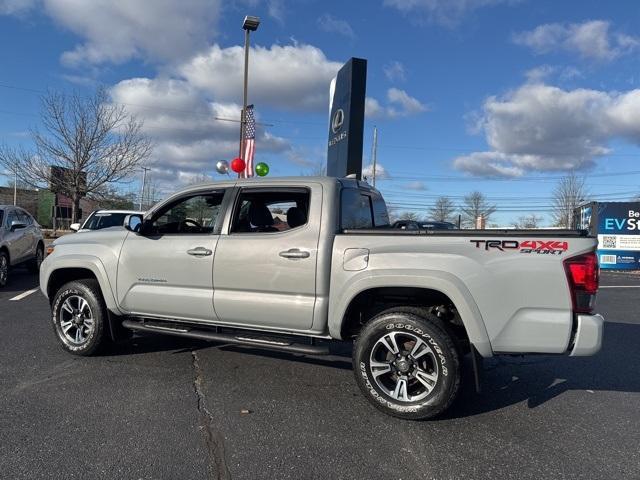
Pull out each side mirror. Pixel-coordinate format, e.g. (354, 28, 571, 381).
(10, 220, 27, 232)
(69, 223, 81, 232)
(124, 214, 143, 233)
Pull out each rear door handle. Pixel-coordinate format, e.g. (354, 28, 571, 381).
(279, 248, 310, 259)
(187, 247, 212, 257)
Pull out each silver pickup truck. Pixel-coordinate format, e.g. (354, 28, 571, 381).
(40, 176, 603, 419)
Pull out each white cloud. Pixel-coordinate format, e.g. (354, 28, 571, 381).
(384, 0, 517, 27)
(362, 163, 390, 180)
(513, 20, 639, 62)
(179, 43, 342, 111)
(387, 87, 427, 115)
(406, 181, 427, 190)
(2, 0, 219, 65)
(109, 77, 290, 185)
(383, 61, 406, 82)
(454, 82, 640, 177)
(317, 14, 355, 39)
(0, 0, 35, 14)
(366, 88, 427, 119)
(267, 0, 285, 24)
(524, 65, 582, 83)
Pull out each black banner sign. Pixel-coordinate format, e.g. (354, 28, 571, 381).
(327, 57, 367, 179)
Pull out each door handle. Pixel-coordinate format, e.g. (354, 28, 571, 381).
(279, 248, 310, 259)
(187, 247, 212, 257)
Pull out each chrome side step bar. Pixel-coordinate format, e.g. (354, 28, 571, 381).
(121, 319, 330, 355)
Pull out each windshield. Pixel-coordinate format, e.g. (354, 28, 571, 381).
(82, 212, 129, 230)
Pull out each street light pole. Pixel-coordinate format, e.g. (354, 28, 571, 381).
(239, 16, 260, 166)
(139, 166, 150, 210)
(13, 167, 17, 206)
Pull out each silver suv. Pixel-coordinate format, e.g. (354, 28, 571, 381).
(0, 205, 45, 287)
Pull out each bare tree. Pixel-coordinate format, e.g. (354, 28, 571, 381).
(429, 196, 456, 222)
(0, 88, 152, 221)
(552, 173, 588, 228)
(398, 211, 419, 221)
(512, 213, 544, 229)
(460, 191, 496, 228)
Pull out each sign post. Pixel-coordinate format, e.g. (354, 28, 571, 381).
(327, 58, 367, 179)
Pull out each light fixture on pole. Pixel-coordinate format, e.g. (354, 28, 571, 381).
(239, 15, 260, 164)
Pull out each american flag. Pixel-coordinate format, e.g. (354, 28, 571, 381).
(241, 105, 256, 178)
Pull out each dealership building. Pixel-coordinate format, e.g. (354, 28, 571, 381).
(575, 201, 640, 270)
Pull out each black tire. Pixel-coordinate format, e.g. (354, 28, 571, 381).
(0, 250, 9, 288)
(51, 279, 107, 356)
(353, 307, 461, 420)
(27, 243, 44, 273)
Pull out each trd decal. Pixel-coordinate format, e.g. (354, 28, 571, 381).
(470, 240, 568, 255)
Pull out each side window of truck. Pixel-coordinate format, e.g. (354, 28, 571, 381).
(230, 188, 310, 234)
(371, 192, 390, 227)
(149, 192, 225, 235)
(341, 189, 374, 229)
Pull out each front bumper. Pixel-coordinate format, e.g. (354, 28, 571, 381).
(569, 314, 604, 356)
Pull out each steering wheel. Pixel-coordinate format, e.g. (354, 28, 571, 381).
(180, 218, 203, 232)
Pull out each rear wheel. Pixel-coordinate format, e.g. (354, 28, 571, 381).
(0, 251, 9, 287)
(51, 279, 107, 356)
(27, 243, 44, 273)
(353, 307, 461, 420)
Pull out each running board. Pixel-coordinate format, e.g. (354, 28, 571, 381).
(121, 319, 330, 355)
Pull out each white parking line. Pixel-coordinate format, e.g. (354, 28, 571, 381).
(9, 288, 39, 301)
(599, 285, 640, 289)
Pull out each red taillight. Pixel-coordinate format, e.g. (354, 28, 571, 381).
(563, 252, 599, 313)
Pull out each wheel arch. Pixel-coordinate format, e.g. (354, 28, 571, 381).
(44, 257, 120, 314)
(329, 272, 493, 357)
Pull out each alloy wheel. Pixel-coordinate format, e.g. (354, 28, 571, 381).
(369, 331, 440, 403)
(58, 295, 95, 345)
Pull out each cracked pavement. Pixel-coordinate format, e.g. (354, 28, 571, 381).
(1, 268, 639, 479)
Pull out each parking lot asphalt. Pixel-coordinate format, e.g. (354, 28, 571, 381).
(1, 268, 639, 480)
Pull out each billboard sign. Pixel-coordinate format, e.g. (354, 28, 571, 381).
(49, 165, 87, 196)
(326, 58, 367, 179)
(577, 201, 640, 270)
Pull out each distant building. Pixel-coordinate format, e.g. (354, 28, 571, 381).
(0, 186, 97, 229)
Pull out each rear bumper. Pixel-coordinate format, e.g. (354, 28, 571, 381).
(569, 314, 604, 356)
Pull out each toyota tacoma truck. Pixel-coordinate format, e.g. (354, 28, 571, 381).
(40, 177, 603, 420)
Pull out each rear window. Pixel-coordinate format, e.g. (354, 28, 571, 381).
(341, 188, 390, 229)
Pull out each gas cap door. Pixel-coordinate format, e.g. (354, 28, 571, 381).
(343, 248, 370, 271)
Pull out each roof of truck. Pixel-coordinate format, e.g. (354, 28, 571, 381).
(172, 176, 374, 194)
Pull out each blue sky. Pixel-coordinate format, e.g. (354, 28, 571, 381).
(1, 0, 640, 225)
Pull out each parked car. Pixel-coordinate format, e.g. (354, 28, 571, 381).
(40, 177, 603, 420)
(393, 219, 457, 230)
(0, 205, 45, 287)
(70, 209, 144, 232)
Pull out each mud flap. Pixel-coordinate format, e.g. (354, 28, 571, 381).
(470, 344, 484, 393)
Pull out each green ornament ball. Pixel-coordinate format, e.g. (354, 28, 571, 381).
(255, 162, 269, 177)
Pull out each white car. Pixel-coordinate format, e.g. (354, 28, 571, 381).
(70, 210, 144, 233)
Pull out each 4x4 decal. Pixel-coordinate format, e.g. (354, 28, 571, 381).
(470, 239, 568, 255)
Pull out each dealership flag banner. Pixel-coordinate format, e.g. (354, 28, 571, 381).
(242, 105, 256, 178)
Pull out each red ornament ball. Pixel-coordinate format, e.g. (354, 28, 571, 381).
(231, 157, 246, 173)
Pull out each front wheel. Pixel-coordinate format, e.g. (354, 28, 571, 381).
(27, 243, 44, 273)
(0, 250, 9, 287)
(51, 279, 107, 356)
(353, 308, 461, 420)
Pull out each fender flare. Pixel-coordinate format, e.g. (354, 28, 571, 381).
(328, 269, 493, 357)
(42, 254, 122, 315)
